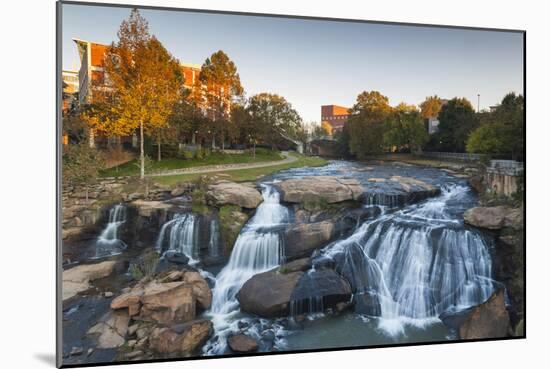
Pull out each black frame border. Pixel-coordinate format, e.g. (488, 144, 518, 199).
(55, 1, 527, 368)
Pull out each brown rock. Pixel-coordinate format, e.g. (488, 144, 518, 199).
(149, 320, 213, 356)
(62, 261, 117, 301)
(464, 206, 523, 230)
(87, 310, 130, 349)
(140, 281, 196, 325)
(227, 334, 259, 353)
(237, 270, 304, 317)
(182, 271, 212, 310)
(275, 176, 363, 204)
(459, 290, 511, 340)
(206, 181, 263, 209)
(284, 221, 337, 259)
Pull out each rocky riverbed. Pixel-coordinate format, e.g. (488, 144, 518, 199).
(61, 159, 524, 365)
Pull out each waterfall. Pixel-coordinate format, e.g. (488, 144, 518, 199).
(95, 204, 127, 258)
(324, 184, 494, 336)
(155, 213, 199, 264)
(204, 184, 289, 354)
(208, 219, 222, 259)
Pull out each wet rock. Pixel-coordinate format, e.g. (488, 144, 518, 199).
(284, 221, 338, 259)
(456, 290, 511, 339)
(62, 261, 117, 301)
(87, 310, 130, 349)
(227, 334, 259, 353)
(218, 206, 249, 254)
(104, 291, 114, 298)
(278, 258, 312, 273)
(275, 176, 363, 204)
(149, 319, 213, 356)
(206, 181, 263, 209)
(238, 269, 304, 317)
(353, 292, 381, 316)
(130, 199, 173, 217)
(290, 269, 352, 314)
(70, 346, 83, 356)
(165, 251, 190, 265)
(464, 206, 523, 230)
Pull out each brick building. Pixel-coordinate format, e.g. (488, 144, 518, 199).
(321, 105, 350, 134)
(71, 39, 221, 147)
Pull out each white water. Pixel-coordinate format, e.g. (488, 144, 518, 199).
(204, 184, 289, 354)
(95, 204, 127, 258)
(323, 184, 494, 336)
(155, 213, 199, 264)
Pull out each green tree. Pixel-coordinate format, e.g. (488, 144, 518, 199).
(466, 93, 524, 159)
(347, 91, 392, 158)
(199, 50, 244, 151)
(436, 97, 477, 152)
(384, 109, 428, 153)
(247, 93, 302, 150)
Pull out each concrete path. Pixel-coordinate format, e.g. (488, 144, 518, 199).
(148, 151, 297, 177)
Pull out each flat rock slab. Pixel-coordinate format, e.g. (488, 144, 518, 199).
(206, 181, 263, 209)
(275, 176, 363, 204)
(464, 206, 523, 230)
(63, 261, 117, 301)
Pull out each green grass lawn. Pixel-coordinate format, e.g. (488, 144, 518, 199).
(153, 153, 328, 187)
(100, 148, 284, 177)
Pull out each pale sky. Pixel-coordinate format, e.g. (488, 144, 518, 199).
(62, 3, 524, 122)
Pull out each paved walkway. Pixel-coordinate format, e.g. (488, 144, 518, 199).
(148, 151, 297, 177)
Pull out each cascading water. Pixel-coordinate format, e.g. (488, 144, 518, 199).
(208, 219, 222, 260)
(203, 184, 289, 354)
(323, 184, 494, 336)
(95, 204, 127, 258)
(155, 213, 199, 264)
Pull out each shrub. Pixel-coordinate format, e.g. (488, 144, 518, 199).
(129, 250, 159, 280)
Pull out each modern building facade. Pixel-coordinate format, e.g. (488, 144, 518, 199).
(73, 39, 109, 107)
(321, 105, 350, 134)
(62, 70, 79, 114)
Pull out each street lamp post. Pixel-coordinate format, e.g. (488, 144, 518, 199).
(477, 94, 480, 113)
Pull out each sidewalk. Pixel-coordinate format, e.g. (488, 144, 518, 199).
(148, 151, 297, 177)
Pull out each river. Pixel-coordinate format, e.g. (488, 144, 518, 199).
(63, 159, 499, 361)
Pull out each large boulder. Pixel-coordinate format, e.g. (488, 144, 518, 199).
(62, 261, 117, 301)
(464, 206, 523, 230)
(140, 282, 196, 325)
(237, 269, 304, 317)
(111, 270, 211, 324)
(274, 176, 363, 204)
(149, 319, 213, 356)
(289, 269, 352, 315)
(284, 221, 338, 259)
(237, 267, 352, 318)
(457, 290, 511, 339)
(206, 181, 263, 209)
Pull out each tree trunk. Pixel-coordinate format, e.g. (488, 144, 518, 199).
(85, 186, 89, 205)
(157, 135, 162, 162)
(140, 120, 145, 180)
(253, 142, 256, 159)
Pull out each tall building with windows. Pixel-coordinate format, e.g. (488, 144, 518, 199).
(321, 105, 350, 134)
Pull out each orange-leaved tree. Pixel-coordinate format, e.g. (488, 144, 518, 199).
(85, 9, 183, 178)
